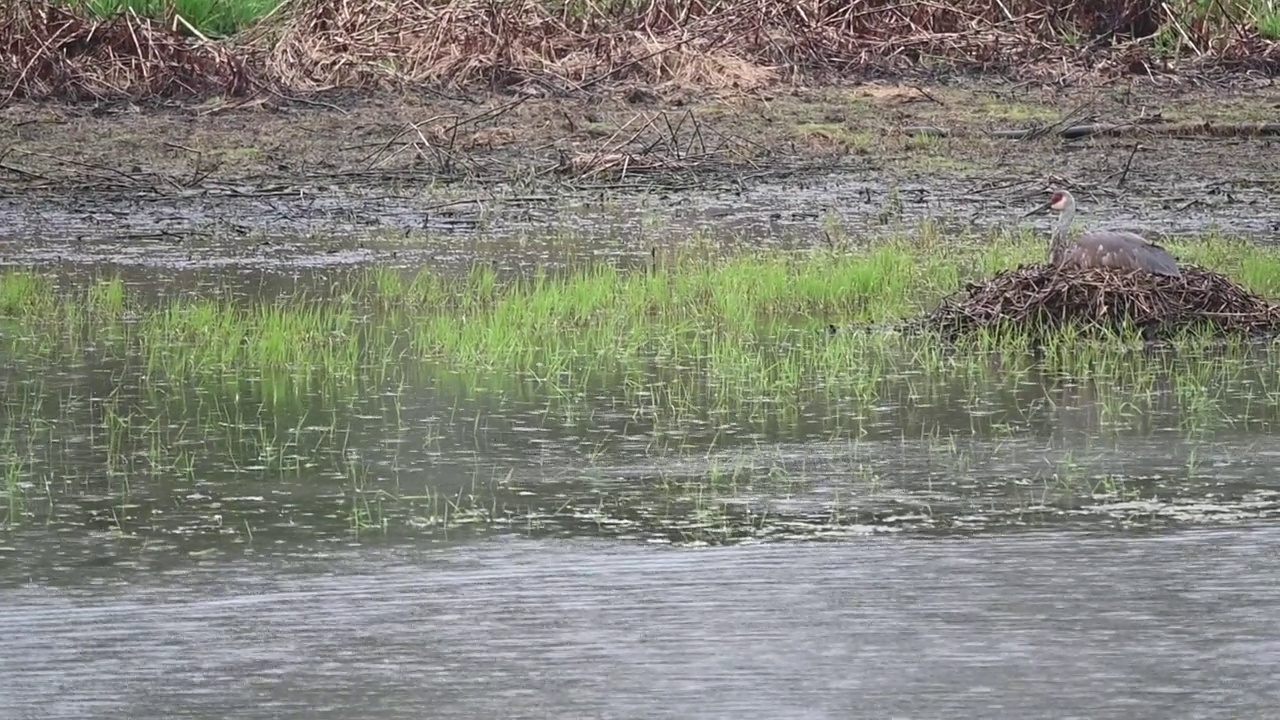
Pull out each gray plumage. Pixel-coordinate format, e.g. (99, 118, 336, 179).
(1037, 189, 1182, 278)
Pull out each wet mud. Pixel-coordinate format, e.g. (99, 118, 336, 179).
(2, 81, 1278, 271)
(5, 75, 1280, 720)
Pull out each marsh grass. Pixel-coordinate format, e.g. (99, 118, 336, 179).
(68, 0, 281, 36)
(1, 440, 26, 527)
(65, 0, 1280, 47)
(21, 0, 1271, 107)
(4, 319, 1280, 540)
(4, 263, 1274, 546)
(2, 230, 1280, 398)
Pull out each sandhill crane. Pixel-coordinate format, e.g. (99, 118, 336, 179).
(1027, 189, 1182, 278)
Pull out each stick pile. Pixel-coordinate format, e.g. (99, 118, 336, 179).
(927, 264, 1280, 340)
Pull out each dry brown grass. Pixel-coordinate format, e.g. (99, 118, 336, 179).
(253, 0, 783, 94)
(255, 0, 1280, 95)
(1, 0, 1277, 103)
(0, 0, 255, 102)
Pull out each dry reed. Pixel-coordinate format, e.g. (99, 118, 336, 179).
(254, 0, 1280, 94)
(0, 0, 256, 102)
(4, 0, 1274, 102)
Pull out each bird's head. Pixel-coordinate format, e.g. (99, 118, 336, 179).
(1022, 188, 1072, 219)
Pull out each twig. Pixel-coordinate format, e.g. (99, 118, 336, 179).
(1116, 142, 1140, 187)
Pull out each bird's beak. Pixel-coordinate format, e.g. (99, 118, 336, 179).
(1022, 201, 1052, 218)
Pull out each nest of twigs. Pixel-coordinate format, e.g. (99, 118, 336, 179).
(927, 264, 1280, 341)
(0, 0, 255, 102)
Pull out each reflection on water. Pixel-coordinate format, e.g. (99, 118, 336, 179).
(2, 530, 1279, 719)
(3, 257, 1280, 717)
(4, 324, 1280, 580)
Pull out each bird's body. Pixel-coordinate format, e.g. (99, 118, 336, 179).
(1037, 190, 1182, 278)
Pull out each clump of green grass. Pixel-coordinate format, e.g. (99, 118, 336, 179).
(67, 0, 281, 37)
(1164, 0, 1280, 43)
(0, 272, 57, 316)
(1254, 2, 1280, 39)
(1, 226, 1279, 398)
(1165, 231, 1280, 297)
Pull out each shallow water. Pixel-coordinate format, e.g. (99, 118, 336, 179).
(3, 339, 1280, 580)
(3, 529, 1279, 719)
(4, 186, 1280, 716)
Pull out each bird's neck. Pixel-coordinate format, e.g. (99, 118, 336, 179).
(1051, 203, 1075, 254)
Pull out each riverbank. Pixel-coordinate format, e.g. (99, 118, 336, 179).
(4, 80, 1278, 258)
(3, 1, 1277, 247)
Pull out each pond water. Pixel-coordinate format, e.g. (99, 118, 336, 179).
(2, 529, 1279, 719)
(2, 199, 1280, 717)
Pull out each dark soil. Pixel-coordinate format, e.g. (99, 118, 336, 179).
(0, 79, 1277, 272)
(2, 80, 1277, 196)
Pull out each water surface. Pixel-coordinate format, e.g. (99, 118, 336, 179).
(2, 529, 1277, 719)
(3, 189, 1280, 717)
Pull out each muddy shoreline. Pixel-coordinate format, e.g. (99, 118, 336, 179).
(2, 79, 1278, 271)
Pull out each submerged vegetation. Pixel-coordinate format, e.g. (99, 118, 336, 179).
(1, 225, 1280, 395)
(5, 226, 1280, 550)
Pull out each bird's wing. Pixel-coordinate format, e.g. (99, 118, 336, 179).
(1080, 228, 1164, 249)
